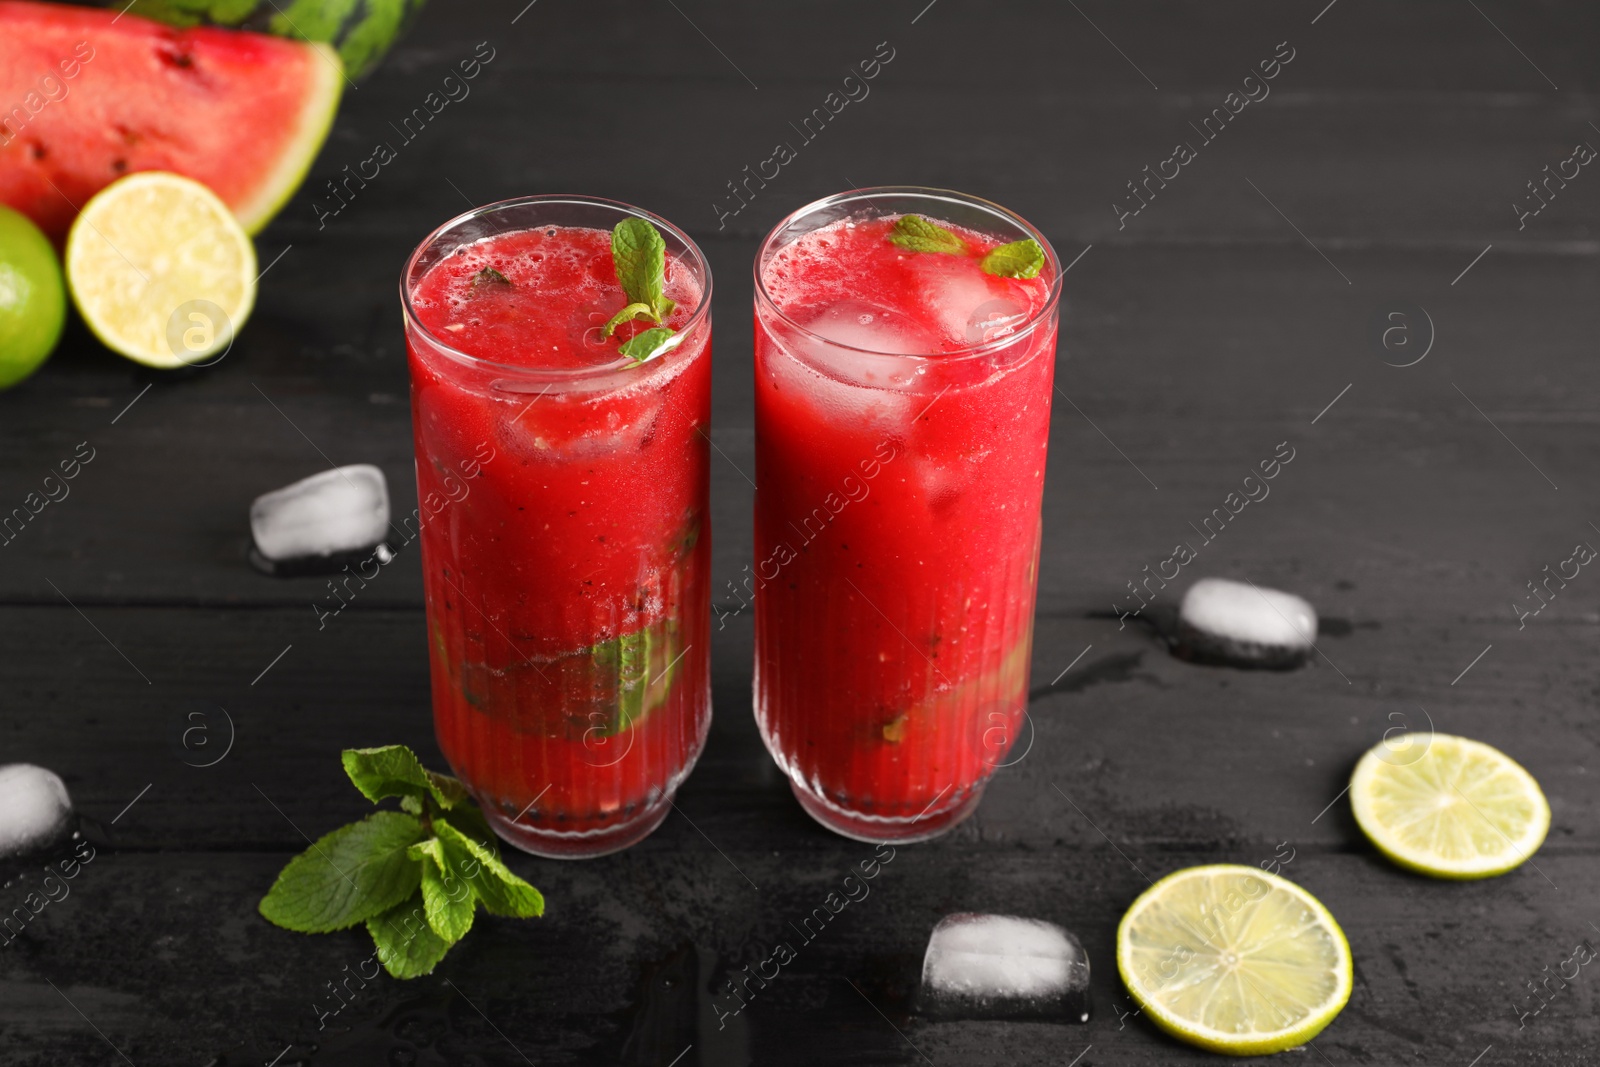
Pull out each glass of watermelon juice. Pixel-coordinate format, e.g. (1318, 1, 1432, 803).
(402, 196, 712, 859)
(752, 187, 1061, 842)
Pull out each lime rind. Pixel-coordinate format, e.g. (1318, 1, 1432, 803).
(1116, 864, 1353, 1056)
(0, 206, 66, 388)
(1350, 733, 1550, 880)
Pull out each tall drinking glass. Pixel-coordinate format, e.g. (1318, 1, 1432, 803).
(402, 196, 712, 858)
(752, 187, 1061, 842)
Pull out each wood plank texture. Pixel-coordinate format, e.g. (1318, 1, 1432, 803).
(1, 0, 1597, 1064)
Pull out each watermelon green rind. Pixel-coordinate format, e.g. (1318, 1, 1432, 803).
(93, 0, 425, 81)
(107, 0, 260, 26)
(233, 40, 343, 234)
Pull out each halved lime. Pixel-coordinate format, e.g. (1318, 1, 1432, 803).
(1350, 733, 1549, 879)
(0, 205, 66, 388)
(64, 172, 256, 368)
(1117, 864, 1353, 1056)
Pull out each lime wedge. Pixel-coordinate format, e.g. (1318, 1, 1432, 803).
(1117, 864, 1352, 1056)
(64, 172, 256, 368)
(1350, 733, 1549, 879)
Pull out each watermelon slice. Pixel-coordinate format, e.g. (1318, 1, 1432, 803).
(0, 0, 342, 241)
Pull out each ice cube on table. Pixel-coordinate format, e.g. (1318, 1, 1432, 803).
(0, 764, 74, 859)
(249, 465, 390, 570)
(919, 913, 1090, 1022)
(1175, 576, 1317, 669)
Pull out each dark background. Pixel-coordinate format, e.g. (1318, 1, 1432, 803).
(3, 1, 1599, 1063)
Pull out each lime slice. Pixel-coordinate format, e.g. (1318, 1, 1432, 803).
(1117, 864, 1352, 1056)
(65, 172, 256, 368)
(0, 205, 66, 388)
(1350, 733, 1549, 879)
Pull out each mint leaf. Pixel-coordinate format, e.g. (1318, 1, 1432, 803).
(889, 215, 968, 255)
(588, 618, 681, 736)
(410, 838, 475, 943)
(436, 822, 545, 919)
(611, 218, 675, 323)
(367, 891, 452, 979)
(258, 811, 425, 933)
(980, 238, 1045, 279)
(439, 801, 496, 849)
(342, 746, 466, 810)
(618, 327, 681, 364)
(471, 266, 511, 289)
(426, 771, 468, 807)
(601, 301, 656, 339)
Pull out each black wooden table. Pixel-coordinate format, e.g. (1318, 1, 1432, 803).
(4, 2, 1598, 1063)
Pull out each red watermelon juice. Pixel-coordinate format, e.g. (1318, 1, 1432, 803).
(752, 188, 1060, 842)
(402, 196, 712, 858)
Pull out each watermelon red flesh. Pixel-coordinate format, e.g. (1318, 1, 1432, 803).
(0, 0, 342, 241)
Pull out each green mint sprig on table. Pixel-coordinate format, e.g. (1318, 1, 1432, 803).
(258, 745, 543, 979)
(887, 214, 1046, 280)
(602, 218, 681, 363)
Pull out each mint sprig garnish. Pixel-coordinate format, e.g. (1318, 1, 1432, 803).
(600, 301, 656, 336)
(603, 218, 677, 333)
(258, 744, 544, 979)
(888, 215, 1047, 280)
(601, 218, 684, 363)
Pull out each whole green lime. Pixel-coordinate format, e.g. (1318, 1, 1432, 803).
(0, 206, 66, 388)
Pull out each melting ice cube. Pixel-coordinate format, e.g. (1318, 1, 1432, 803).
(801, 299, 939, 357)
(497, 393, 662, 462)
(250, 465, 390, 571)
(920, 913, 1090, 1022)
(963, 297, 1033, 346)
(1175, 576, 1317, 669)
(769, 307, 920, 430)
(906, 255, 1005, 347)
(0, 764, 74, 860)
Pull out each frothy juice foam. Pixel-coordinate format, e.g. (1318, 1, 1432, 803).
(753, 210, 1057, 841)
(411, 226, 702, 368)
(406, 221, 711, 857)
(763, 217, 1050, 355)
